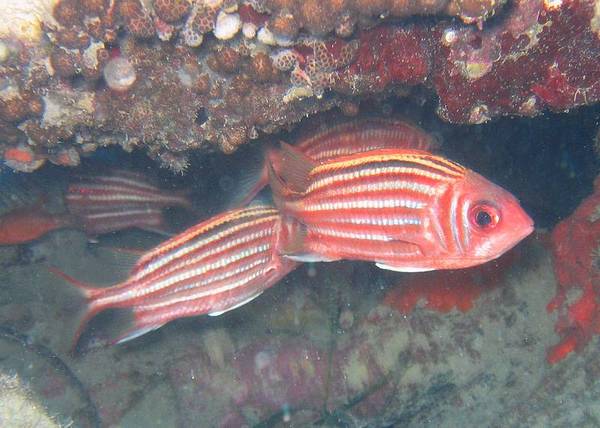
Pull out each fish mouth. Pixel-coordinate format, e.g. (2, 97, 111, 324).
(523, 222, 535, 238)
(519, 215, 535, 240)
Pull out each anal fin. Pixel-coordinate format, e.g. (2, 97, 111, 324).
(375, 263, 434, 273)
(208, 291, 264, 316)
(114, 323, 165, 344)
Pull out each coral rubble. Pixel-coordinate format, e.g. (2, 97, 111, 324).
(547, 175, 600, 364)
(0, 0, 598, 171)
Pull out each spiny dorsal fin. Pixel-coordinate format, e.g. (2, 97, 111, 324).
(276, 142, 316, 194)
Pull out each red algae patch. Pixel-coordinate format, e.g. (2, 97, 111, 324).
(547, 175, 600, 364)
(384, 248, 520, 315)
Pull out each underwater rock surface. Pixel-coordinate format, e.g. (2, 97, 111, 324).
(2, 223, 600, 426)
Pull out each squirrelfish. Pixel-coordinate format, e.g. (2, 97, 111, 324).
(268, 144, 534, 271)
(237, 118, 438, 206)
(53, 205, 297, 350)
(66, 168, 191, 235)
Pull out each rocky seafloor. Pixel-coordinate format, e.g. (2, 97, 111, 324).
(0, 218, 598, 427)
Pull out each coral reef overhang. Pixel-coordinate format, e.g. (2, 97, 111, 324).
(0, 0, 599, 172)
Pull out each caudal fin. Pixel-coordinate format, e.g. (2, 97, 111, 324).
(48, 266, 105, 354)
(233, 165, 269, 208)
(49, 266, 163, 350)
(225, 142, 273, 209)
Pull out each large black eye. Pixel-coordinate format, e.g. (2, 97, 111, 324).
(469, 203, 500, 230)
(475, 210, 492, 227)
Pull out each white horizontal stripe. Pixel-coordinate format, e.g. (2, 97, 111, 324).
(92, 176, 160, 192)
(84, 208, 162, 219)
(310, 179, 437, 197)
(71, 183, 158, 194)
(135, 229, 271, 280)
(306, 198, 425, 212)
(308, 167, 446, 193)
(126, 244, 270, 299)
(68, 193, 161, 203)
(135, 219, 273, 279)
(333, 216, 422, 226)
(312, 142, 392, 161)
(314, 227, 395, 241)
(134, 258, 270, 310)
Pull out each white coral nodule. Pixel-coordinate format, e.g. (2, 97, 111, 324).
(214, 12, 241, 40)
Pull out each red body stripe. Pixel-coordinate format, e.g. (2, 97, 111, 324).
(302, 230, 423, 263)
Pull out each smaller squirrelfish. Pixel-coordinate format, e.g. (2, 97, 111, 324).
(268, 144, 534, 271)
(236, 118, 439, 206)
(52, 205, 297, 351)
(66, 168, 191, 235)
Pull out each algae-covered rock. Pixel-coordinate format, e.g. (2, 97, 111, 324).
(0, 372, 60, 428)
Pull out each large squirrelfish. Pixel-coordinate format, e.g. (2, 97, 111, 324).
(236, 118, 439, 206)
(52, 205, 297, 350)
(268, 144, 534, 271)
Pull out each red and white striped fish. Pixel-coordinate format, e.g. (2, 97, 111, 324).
(52, 205, 297, 350)
(66, 169, 192, 235)
(268, 144, 534, 271)
(236, 118, 439, 206)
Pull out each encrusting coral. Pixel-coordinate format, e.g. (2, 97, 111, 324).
(0, 0, 598, 172)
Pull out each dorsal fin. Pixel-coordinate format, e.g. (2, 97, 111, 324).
(276, 142, 316, 193)
(226, 142, 272, 209)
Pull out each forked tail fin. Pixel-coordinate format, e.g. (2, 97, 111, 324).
(49, 266, 160, 351)
(86, 308, 151, 348)
(225, 141, 273, 209)
(234, 165, 269, 208)
(48, 266, 104, 354)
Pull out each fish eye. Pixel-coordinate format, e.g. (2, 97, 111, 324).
(469, 203, 500, 230)
(476, 210, 492, 227)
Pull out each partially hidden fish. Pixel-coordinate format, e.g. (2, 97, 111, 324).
(66, 168, 191, 235)
(0, 203, 74, 245)
(268, 144, 534, 272)
(236, 118, 439, 206)
(51, 205, 298, 351)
